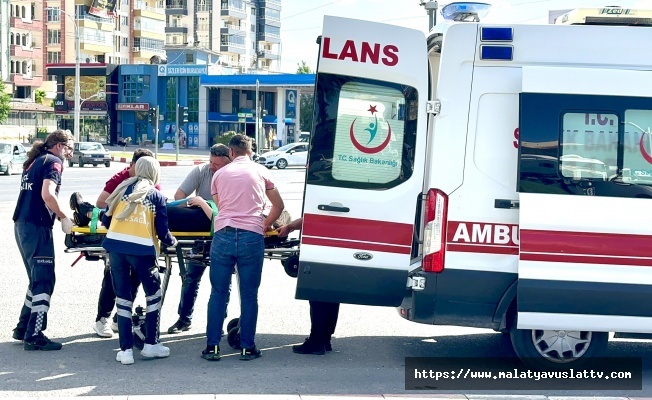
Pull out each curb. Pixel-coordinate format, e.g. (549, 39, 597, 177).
(111, 156, 205, 167)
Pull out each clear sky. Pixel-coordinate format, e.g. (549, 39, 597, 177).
(279, 0, 651, 73)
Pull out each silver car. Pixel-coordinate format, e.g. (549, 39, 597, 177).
(70, 142, 111, 168)
(0, 142, 27, 175)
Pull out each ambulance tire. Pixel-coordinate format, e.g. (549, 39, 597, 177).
(509, 316, 608, 370)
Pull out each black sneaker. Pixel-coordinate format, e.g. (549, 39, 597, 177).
(292, 338, 325, 355)
(201, 345, 221, 361)
(12, 327, 25, 341)
(69, 192, 94, 227)
(240, 346, 262, 361)
(24, 334, 62, 351)
(167, 319, 192, 334)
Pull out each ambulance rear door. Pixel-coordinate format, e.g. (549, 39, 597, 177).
(518, 66, 652, 333)
(296, 16, 428, 306)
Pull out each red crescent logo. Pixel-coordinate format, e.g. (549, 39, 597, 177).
(349, 118, 392, 154)
(639, 133, 652, 164)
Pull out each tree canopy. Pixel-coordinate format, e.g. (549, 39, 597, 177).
(0, 82, 11, 124)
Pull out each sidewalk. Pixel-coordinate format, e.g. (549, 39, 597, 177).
(107, 144, 210, 167)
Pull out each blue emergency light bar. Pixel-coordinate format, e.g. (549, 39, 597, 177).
(480, 27, 514, 42)
(441, 2, 492, 21)
(480, 45, 513, 60)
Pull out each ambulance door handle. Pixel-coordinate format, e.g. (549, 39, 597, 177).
(494, 199, 519, 209)
(318, 204, 350, 213)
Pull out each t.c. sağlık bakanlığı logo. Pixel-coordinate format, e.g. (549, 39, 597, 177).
(350, 105, 392, 154)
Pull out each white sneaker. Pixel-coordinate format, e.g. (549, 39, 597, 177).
(141, 343, 170, 358)
(93, 318, 113, 338)
(111, 320, 119, 333)
(116, 349, 134, 365)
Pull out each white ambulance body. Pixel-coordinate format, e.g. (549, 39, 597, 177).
(296, 6, 652, 368)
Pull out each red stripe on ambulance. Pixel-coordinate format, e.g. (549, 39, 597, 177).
(301, 237, 411, 255)
(302, 213, 412, 248)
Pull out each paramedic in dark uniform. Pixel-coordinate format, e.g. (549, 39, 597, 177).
(277, 217, 340, 355)
(12, 130, 74, 351)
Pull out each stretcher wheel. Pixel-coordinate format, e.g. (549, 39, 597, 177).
(282, 254, 299, 278)
(227, 318, 239, 333)
(227, 327, 241, 350)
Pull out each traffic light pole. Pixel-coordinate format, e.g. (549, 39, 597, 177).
(175, 105, 180, 162)
(154, 107, 160, 159)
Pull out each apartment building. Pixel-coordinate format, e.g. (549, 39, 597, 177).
(7, 0, 44, 99)
(1, 0, 9, 83)
(165, 0, 281, 72)
(42, 0, 165, 67)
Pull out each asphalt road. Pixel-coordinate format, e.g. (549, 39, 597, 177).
(1, 161, 651, 397)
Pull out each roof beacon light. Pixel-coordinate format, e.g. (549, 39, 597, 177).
(441, 2, 492, 22)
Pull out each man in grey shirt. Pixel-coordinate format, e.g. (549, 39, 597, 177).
(167, 144, 231, 334)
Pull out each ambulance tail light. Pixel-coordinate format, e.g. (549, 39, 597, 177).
(423, 188, 448, 273)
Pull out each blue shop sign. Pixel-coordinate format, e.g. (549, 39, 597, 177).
(158, 65, 208, 77)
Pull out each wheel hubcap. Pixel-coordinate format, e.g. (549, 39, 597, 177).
(531, 329, 591, 363)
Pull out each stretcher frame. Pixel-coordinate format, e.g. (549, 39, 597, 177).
(64, 227, 300, 308)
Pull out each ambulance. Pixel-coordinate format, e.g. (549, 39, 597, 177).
(295, 3, 652, 369)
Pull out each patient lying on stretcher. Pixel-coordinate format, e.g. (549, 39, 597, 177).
(70, 192, 291, 234)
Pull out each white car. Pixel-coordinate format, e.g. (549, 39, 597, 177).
(0, 142, 27, 175)
(258, 142, 309, 169)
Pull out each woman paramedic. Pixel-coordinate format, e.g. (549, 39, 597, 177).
(101, 156, 177, 365)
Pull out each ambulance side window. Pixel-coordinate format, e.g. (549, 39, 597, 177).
(307, 73, 418, 189)
(519, 93, 652, 198)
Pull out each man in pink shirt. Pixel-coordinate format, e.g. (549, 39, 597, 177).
(202, 134, 284, 362)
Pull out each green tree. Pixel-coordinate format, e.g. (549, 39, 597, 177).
(35, 89, 46, 104)
(296, 60, 314, 132)
(296, 61, 312, 74)
(0, 82, 11, 124)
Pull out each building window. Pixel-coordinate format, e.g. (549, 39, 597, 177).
(47, 30, 61, 45)
(166, 77, 178, 122)
(47, 7, 60, 22)
(47, 51, 61, 63)
(185, 53, 194, 63)
(188, 77, 199, 122)
(121, 16, 128, 26)
(122, 37, 128, 47)
(122, 75, 150, 102)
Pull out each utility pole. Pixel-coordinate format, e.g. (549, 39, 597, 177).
(154, 106, 160, 159)
(255, 79, 260, 152)
(420, 0, 439, 30)
(175, 104, 180, 162)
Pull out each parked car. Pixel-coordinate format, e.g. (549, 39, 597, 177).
(258, 142, 309, 169)
(70, 142, 111, 167)
(0, 142, 27, 175)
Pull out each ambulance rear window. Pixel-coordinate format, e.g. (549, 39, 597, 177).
(307, 73, 418, 189)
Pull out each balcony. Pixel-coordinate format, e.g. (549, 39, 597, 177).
(10, 74, 43, 87)
(166, 0, 188, 15)
(257, 50, 278, 60)
(220, 23, 245, 35)
(221, 5, 246, 20)
(10, 16, 43, 31)
(258, 32, 281, 44)
(220, 42, 246, 55)
(165, 25, 188, 34)
(80, 41, 112, 54)
(78, 14, 114, 31)
(9, 45, 34, 58)
(132, 47, 166, 58)
(134, 5, 165, 21)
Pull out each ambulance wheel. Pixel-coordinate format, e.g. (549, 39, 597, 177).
(227, 318, 239, 332)
(509, 316, 608, 370)
(276, 159, 288, 169)
(227, 327, 241, 349)
(282, 254, 299, 278)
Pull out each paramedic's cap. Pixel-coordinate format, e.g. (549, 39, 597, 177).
(210, 144, 230, 158)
